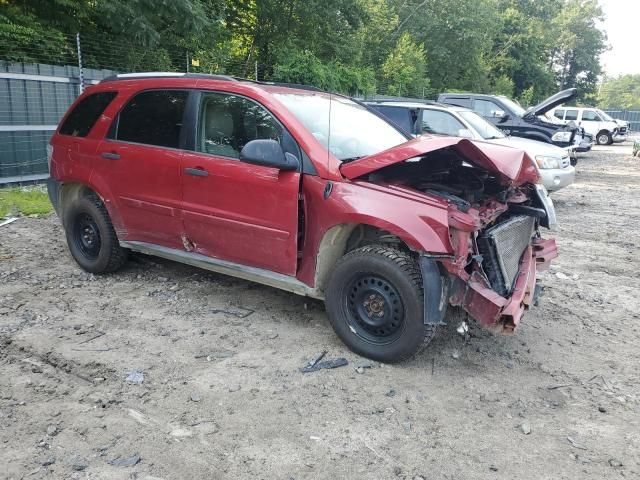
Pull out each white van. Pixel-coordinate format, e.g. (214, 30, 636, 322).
(551, 107, 628, 145)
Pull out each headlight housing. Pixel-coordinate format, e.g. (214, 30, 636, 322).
(535, 155, 561, 169)
(551, 131, 572, 142)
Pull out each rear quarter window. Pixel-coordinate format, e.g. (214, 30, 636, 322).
(59, 91, 117, 137)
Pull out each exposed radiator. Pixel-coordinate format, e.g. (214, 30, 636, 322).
(477, 215, 536, 297)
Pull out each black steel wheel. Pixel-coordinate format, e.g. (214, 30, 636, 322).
(63, 193, 127, 273)
(325, 245, 439, 363)
(345, 274, 405, 344)
(72, 213, 102, 260)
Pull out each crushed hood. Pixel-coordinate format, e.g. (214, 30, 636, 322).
(524, 88, 577, 117)
(340, 135, 539, 185)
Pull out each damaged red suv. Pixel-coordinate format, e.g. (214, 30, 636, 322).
(48, 73, 558, 363)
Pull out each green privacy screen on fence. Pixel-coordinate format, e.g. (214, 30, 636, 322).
(0, 62, 115, 183)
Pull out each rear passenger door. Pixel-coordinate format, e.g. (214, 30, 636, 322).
(180, 91, 301, 275)
(94, 89, 188, 249)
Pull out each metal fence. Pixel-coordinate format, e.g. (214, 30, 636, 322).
(603, 110, 640, 133)
(0, 62, 116, 184)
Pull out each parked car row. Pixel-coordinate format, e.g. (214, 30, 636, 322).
(436, 89, 593, 156)
(48, 73, 558, 362)
(365, 100, 575, 193)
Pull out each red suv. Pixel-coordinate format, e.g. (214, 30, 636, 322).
(48, 73, 558, 363)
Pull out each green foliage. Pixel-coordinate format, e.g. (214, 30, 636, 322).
(0, 0, 611, 101)
(272, 47, 375, 95)
(381, 33, 429, 97)
(492, 75, 515, 97)
(518, 86, 535, 108)
(598, 75, 640, 110)
(0, 188, 52, 218)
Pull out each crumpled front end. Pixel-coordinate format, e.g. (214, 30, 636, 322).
(339, 134, 558, 333)
(441, 190, 558, 333)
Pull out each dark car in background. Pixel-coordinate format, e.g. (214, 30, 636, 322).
(437, 89, 591, 159)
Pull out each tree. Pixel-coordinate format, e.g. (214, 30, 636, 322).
(392, 0, 499, 93)
(549, 0, 607, 101)
(381, 32, 429, 97)
(598, 75, 640, 110)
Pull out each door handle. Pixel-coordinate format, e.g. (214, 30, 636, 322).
(101, 152, 120, 160)
(184, 167, 209, 177)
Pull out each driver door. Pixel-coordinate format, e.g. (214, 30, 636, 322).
(180, 91, 301, 275)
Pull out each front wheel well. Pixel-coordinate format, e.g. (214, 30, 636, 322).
(313, 224, 416, 295)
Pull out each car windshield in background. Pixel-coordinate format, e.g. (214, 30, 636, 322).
(458, 110, 505, 140)
(501, 97, 526, 117)
(274, 93, 407, 161)
(597, 109, 614, 121)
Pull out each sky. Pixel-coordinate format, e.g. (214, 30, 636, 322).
(599, 0, 640, 77)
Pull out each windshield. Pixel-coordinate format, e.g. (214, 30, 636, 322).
(458, 110, 505, 139)
(597, 109, 614, 121)
(274, 93, 407, 161)
(500, 97, 526, 117)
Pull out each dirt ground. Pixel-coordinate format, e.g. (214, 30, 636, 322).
(1, 143, 639, 480)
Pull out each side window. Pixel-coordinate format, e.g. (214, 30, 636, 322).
(473, 99, 503, 118)
(581, 110, 600, 121)
(374, 106, 417, 133)
(59, 91, 117, 137)
(114, 90, 188, 148)
(421, 109, 465, 136)
(198, 92, 283, 159)
(554, 110, 565, 120)
(564, 109, 578, 121)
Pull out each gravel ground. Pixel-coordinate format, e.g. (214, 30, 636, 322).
(1, 144, 639, 479)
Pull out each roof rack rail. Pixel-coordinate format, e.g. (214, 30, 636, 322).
(100, 72, 238, 83)
(99, 72, 325, 92)
(256, 81, 324, 92)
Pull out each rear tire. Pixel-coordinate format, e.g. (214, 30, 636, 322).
(325, 245, 436, 363)
(63, 194, 127, 273)
(596, 130, 612, 145)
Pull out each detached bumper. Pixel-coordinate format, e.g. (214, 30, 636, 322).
(456, 237, 558, 333)
(613, 133, 627, 143)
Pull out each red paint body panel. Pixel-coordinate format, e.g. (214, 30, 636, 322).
(296, 176, 452, 287)
(340, 135, 540, 186)
(180, 151, 300, 275)
(49, 76, 557, 336)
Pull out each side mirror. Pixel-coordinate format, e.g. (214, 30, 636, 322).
(457, 128, 474, 139)
(494, 110, 510, 122)
(239, 139, 298, 171)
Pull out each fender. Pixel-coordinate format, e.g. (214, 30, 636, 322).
(297, 175, 453, 289)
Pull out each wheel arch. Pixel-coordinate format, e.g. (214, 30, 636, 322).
(312, 221, 446, 295)
(56, 182, 124, 235)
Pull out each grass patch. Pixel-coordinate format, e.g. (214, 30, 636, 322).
(0, 187, 53, 218)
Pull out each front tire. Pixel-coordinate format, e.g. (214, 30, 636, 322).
(596, 130, 612, 145)
(325, 245, 436, 363)
(63, 194, 127, 273)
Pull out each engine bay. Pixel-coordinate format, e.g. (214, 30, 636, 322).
(366, 147, 511, 210)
